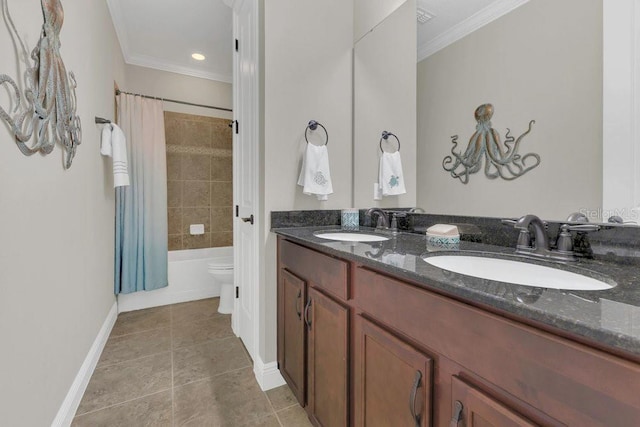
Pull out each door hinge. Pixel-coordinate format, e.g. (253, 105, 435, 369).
(235, 39, 239, 52)
(235, 120, 239, 134)
(235, 205, 239, 217)
(236, 287, 239, 298)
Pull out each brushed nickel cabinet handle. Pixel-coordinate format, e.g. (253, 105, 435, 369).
(303, 299, 312, 329)
(410, 370, 422, 427)
(450, 400, 464, 427)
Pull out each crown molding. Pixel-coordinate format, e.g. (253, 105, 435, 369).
(106, 0, 232, 84)
(126, 53, 233, 84)
(106, 0, 131, 62)
(417, 0, 530, 62)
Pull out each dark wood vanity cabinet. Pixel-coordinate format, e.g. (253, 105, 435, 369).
(307, 286, 349, 427)
(354, 315, 433, 427)
(450, 376, 537, 427)
(277, 238, 349, 426)
(279, 269, 306, 404)
(277, 237, 640, 427)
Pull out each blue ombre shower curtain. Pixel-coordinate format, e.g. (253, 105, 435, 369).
(114, 93, 168, 294)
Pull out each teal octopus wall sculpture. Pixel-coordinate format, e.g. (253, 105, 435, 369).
(443, 104, 539, 184)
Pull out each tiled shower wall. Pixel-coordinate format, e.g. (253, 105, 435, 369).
(165, 112, 233, 250)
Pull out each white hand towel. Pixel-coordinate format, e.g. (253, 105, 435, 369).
(297, 143, 333, 201)
(100, 124, 130, 188)
(379, 151, 406, 196)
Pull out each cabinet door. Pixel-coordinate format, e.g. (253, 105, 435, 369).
(354, 315, 433, 427)
(307, 286, 349, 427)
(450, 376, 537, 427)
(278, 269, 306, 405)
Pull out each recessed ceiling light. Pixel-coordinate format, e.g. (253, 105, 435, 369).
(192, 53, 206, 61)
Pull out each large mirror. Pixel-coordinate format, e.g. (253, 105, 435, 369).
(356, 0, 640, 224)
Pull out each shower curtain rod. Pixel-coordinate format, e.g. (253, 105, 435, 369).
(115, 89, 233, 112)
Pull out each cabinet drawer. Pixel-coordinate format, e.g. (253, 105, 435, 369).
(280, 239, 349, 300)
(353, 266, 640, 426)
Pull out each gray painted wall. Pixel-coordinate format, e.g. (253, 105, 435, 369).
(416, 0, 603, 221)
(0, 1, 126, 424)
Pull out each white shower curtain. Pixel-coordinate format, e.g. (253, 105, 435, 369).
(114, 94, 168, 294)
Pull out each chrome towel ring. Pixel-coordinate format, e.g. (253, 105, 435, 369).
(380, 131, 400, 152)
(305, 120, 328, 146)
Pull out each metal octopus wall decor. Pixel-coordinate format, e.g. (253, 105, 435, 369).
(442, 104, 539, 184)
(0, 0, 81, 169)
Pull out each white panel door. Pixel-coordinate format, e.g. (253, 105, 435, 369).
(232, 0, 259, 361)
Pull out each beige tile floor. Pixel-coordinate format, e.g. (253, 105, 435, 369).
(72, 298, 312, 427)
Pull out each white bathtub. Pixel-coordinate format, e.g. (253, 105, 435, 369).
(117, 246, 233, 313)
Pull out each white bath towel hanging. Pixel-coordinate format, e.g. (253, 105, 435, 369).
(101, 124, 130, 188)
(379, 151, 406, 196)
(297, 143, 333, 201)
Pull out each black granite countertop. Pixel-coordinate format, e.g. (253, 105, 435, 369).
(273, 225, 640, 360)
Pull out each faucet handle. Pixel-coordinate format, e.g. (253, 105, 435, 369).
(501, 218, 517, 226)
(563, 224, 600, 233)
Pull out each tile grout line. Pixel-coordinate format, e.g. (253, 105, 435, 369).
(173, 364, 253, 390)
(94, 349, 173, 370)
(109, 324, 169, 340)
(263, 390, 285, 427)
(275, 403, 300, 413)
(172, 333, 238, 352)
(74, 388, 173, 419)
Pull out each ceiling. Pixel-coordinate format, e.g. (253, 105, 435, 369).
(107, 0, 528, 83)
(106, 0, 233, 83)
(417, 0, 529, 61)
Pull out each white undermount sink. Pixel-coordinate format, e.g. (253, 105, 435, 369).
(423, 255, 615, 291)
(314, 232, 389, 242)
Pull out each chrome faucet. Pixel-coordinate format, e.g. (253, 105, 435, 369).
(365, 208, 390, 230)
(503, 214, 600, 262)
(514, 214, 551, 255)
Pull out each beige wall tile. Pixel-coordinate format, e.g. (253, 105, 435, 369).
(210, 207, 233, 232)
(164, 116, 185, 146)
(211, 122, 233, 149)
(168, 208, 182, 235)
(211, 232, 233, 248)
(165, 112, 233, 252)
(182, 154, 211, 181)
(168, 235, 182, 251)
(183, 233, 211, 250)
(167, 181, 183, 208)
(211, 156, 232, 182)
(183, 181, 211, 207)
(166, 152, 182, 181)
(210, 182, 233, 207)
(182, 208, 211, 234)
(184, 121, 212, 148)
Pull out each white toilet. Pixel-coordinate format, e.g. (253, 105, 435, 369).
(207, 256, 234, 314)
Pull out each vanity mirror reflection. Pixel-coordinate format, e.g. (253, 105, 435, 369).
(354, 0, 640, 225)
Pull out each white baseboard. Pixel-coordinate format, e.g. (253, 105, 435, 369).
(253, 355, 286, 391)
(51, 302, 118, 427)
(117, 287, 219, 313)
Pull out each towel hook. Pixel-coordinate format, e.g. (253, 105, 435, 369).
(95, 116, 111, 124)
(305, 120, 328, 146)
(380, 131, 400, 152)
